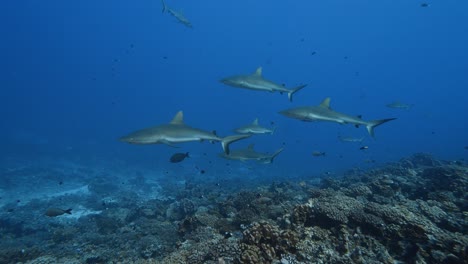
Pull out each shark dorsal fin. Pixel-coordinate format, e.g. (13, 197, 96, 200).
(253, 67, 262, 76)
(170, 111, 184, 124)
(247, 144, 255, 150)
(319, 98, 331, 109)
(252, 118, 259, 125)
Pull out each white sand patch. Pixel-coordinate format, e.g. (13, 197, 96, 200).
(52, 204, 102, 224)
(44, 185, 90, 199)
(0, 185, 91, 209)
(66, 204, 101, 219)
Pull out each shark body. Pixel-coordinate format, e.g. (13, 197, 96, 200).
(386, 101, 414, 109)
(234, 118, 275, 135)
(120, 111, 249, 154)
(220, 67, 307, 102)
(219, 144, 284, 164)
(279, 98, 396, 137)
(161, 0, 193, 28)
(338, 136, 365, 143)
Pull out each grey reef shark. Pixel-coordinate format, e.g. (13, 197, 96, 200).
(220, 67, 307, 102)
(386, 101, 414, 109)
(279, 98, 396, 137)
(234, 118, 275, 135)
(161, 0, 193, 28)
(219, 144, 284, 164)
(120, 111, 250, 154)
(338, 136, 365, 143)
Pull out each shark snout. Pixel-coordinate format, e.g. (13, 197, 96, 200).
(278, 110, 292, 117)
(119, 134, 140, 144)
(219, 78, 232, 85)
(119, 136, 133, 143)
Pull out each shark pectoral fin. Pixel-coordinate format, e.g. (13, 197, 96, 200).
(287, 84, 307, 102)
(161, 140, 179, 148)
(366, 118, 397, 137)
(221, 134, 251, 155)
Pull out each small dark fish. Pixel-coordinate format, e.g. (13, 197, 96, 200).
(312, 151, 326, 157)
(59, 181, 63, 185)
(420, 3, 429, 7)
(45, 208, 72, 217)
(311, 51, 317, 56)
(224, 232, 233, 239)
(464, 146, 468, 150)
(170, 152, 189, 163)
(360, 146, 369, 150)
(195, 166, 206, 174)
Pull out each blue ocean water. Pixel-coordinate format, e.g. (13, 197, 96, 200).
(2, 1, 467, 175)
(1, 1, 468, 262)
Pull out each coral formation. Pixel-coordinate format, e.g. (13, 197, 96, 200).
(0, 153, 466, 263)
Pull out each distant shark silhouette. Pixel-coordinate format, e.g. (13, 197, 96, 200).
(219, 144, 284, 164)
(279, 98, 396, 137)
(161, 0, 193, 28)
(234, 118, 275, 135)
(386, 101, 414, 109)
(338, 136, 365, 143)
(220, 67, 307, 102)
(120, 111, 249, 154)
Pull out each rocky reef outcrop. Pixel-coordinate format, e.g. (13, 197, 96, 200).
(0, 153, 466, 263)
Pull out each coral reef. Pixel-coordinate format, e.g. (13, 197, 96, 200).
(0, 153, 466, 263)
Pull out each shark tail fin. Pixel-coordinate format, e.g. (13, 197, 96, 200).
(268, 148, 284, 163)
(271, 126, 277, 135)
(161, 0, 167, 13)
(64, 209, 72, 215)
(287, 84, 307, 102)
(221, 134, 251, 155)
(366, 118, 397, 137)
